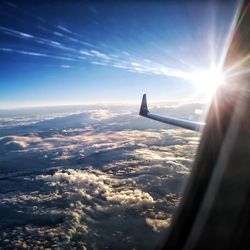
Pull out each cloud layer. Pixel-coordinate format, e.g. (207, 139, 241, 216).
(0, 104, 201, 249)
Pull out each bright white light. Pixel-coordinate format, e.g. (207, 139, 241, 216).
(190, 66, 225, 95)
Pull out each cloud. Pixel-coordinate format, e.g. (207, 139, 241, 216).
(0, 136, 40, 151)
(146, 217, 172, 232)
(38, 169, 155, 206)
(61, 64, 71, 68)
(90, 50, 110, 60)
(0, 104, 202, 249)
(80, 50, 91, 56)
(87, 109, 131, 121)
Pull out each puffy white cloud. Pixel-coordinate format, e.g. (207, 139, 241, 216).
(39, 169, 155, 206)
(0, 104, 202, 249)
(146, 217, 172, 232)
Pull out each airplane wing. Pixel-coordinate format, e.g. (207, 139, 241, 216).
(139, 94, 205, 132)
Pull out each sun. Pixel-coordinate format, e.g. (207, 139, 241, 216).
(190, 66, 225, 96)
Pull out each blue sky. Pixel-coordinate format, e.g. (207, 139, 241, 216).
(0, 0, 238, 108)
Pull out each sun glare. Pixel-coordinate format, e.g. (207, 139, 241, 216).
(190, 66, 225, 96)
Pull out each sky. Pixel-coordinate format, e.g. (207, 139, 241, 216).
(0, 0, 239, 109)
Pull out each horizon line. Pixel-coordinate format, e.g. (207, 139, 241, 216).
(0, 98, 208, 111)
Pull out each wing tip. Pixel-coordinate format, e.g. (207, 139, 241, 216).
(139, 93, 149, 116)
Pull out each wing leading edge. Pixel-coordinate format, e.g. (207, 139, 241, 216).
(139, 94, 205, 132)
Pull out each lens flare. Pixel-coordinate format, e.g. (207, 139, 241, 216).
(190, 66, 225, 96)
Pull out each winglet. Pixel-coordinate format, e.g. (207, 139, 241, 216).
(139, 94, 149, 116)
(139, 94, 205, 131)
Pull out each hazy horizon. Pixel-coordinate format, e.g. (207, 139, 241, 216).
(0, 97, 209, 111)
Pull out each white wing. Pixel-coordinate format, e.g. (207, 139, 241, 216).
(139, 94, 205, 132)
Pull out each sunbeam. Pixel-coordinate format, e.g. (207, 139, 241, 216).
(0, 0, 241, 107)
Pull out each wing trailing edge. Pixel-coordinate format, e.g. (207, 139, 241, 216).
(139, 94, 205, 132)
